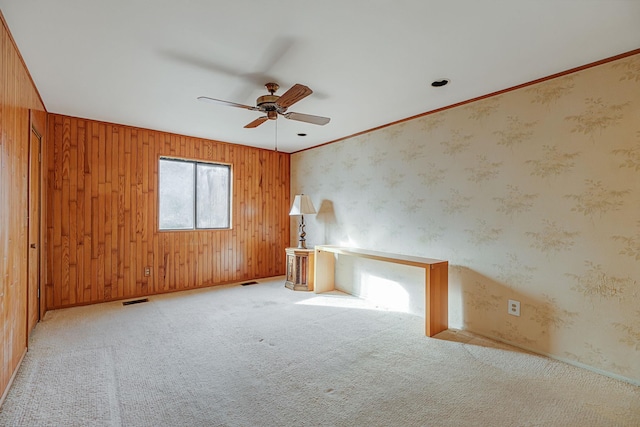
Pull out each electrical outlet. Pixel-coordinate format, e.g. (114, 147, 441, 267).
(144, 267, 151, 277)
(508, 299, 520, 316)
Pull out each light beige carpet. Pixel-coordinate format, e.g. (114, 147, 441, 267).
(1, 277, 638, 426)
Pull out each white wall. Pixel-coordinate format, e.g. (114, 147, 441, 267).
(291, 54, 640, 384)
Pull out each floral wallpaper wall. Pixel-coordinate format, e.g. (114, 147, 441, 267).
(291, 53, 640, 384)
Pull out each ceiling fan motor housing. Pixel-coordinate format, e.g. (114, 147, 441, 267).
(256, 94, 286, 119)
(256, 94, 279, 106)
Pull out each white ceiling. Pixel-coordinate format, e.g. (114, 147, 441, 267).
(2, 1, 639, 153)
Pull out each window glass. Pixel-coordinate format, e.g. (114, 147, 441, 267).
(158, 158, 231, 230)
(196, 163, 230, 229)
(159, 159, 195, 230)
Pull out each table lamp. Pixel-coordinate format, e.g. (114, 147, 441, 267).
(289, 194, 316, 249)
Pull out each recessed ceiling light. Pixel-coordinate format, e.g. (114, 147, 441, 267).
(431, 79, 450, 87)
(297, 133, 307, 137)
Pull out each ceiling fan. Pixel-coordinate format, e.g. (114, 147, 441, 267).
(198, 82, 330, 128)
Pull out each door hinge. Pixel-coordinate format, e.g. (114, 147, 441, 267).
(37, 288, 40, 298)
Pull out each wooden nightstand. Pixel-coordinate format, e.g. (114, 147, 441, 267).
(285, 247, 315, 291)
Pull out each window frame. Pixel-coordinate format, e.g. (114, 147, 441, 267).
(158, 156, 232, 231)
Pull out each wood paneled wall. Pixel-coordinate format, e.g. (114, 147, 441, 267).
(45, 114, 290, 309)
(0, 14, 46, 402)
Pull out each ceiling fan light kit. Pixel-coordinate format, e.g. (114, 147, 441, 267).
(198, 82, 330, 129)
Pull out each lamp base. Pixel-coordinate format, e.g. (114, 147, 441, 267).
(297, 222, 307, 249)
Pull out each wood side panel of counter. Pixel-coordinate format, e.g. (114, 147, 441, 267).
(426, 261, 448, 337)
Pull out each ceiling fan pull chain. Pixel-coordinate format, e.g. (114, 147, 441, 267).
(275, 119, 278, 152)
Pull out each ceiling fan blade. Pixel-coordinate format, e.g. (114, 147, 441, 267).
(283, 112, 330, 126)
(197, 96, 258, 111)
(244, 116, 269, 128)
(276, 84, 313, 109)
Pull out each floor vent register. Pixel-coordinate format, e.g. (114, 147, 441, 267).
(122, 298, 149, 306)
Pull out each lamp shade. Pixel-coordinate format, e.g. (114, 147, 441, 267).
(289, 194, 316, 216)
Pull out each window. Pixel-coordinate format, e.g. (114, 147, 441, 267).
(159, 158, 231, 230)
